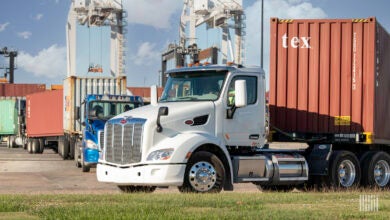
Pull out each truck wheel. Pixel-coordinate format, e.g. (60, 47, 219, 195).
(75, 141, 82, 168)
(81, 151, 90, 172)
(361, 151, 390, 188)
(63, 136, 70, 159)
(68, 137, 75, 160)
(327, 151, 361, 188)
(10, 136, 15, 148)
(38, 139, 45, 154)
(27, 139, 33, 154)
(118, 185, 156, 193)
(22, 137, 27, 150)
(178, 151, 225, 193)
(7, 136, 15, 148)
(31, 139, 40, 154)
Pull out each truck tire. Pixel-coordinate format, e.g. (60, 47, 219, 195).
(38, 139, 45, 154)
(31, 139, 40, 154)
(81, 151, 90, 172)
(118, 185, 156, 193)
(178, 151, 225, 193)
(62, 136, 70, 159)
(27, 139, 33, 154)
(7, 136, 15, 148)
(8, 136, 15, 148)
(75, 141, 82, 168)
(327, 151, 361, 188)
(69, 137, 75, 160)
(361, 151, 390, 188)
(22, 137, 27, 150)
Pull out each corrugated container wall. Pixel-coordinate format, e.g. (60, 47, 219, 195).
(0, 84, 46, 97)
(26, 90, 63, 137)
(269, 17, 390, 143)
(0, 98, 17, 135)
(63, 76, 127, 134)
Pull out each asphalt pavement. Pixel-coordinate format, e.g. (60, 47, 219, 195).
(0, 144, 262, 194)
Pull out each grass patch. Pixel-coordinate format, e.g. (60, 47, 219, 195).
(0, 191, 389, 219)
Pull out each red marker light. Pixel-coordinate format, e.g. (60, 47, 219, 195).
(185, 120, 194, 125)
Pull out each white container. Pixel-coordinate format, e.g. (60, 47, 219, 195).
(63, 76, 127, 134)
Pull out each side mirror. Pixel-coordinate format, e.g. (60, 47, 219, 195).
(151, 85, 158, 106)
(156, 106, 169, 133)
(235, 80, 247, 108)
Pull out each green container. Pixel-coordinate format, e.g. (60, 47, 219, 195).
(0, 99, 17, 135)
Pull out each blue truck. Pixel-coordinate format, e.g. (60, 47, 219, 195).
(73, 94, 143, 172)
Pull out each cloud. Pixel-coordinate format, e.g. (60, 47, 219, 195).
(17, 44, 66, 79)
(17, 31, 32, 39)
(123, 0, 181, 29)
(131, 42, 160, 65)
(245, 0, 327, 88)
(35, 13, 44, 21)
(0, 22, 10, 32)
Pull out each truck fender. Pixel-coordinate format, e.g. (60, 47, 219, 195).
(150, 132, 233, 190)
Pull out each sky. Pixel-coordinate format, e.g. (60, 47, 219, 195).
(0, 0, 389, 88)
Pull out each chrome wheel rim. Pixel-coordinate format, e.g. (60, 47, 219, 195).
(189, 161, 217, 192)
(338, 160, 356, 187)
(374, 160, 390, 187)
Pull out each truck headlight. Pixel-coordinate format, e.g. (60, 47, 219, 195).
(147, 148, 174, 161)
(86, 140, 98, 150)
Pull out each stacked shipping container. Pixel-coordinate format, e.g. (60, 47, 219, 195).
(269, 17, 390, 143)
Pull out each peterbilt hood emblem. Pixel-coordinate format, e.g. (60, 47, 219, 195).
(120, 116, 133, 124)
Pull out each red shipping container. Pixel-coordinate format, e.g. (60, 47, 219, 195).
(127, 87, 164, 98)
(26, 90, 63, 137)
(0, 84, 46, 97)
(269, 17, 390, 143)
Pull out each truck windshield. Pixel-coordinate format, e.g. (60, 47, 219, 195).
(160, 71, 227, 102)
(89, 101, 141, 120)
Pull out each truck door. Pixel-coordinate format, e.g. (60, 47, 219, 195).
(222, 75, 266, 147)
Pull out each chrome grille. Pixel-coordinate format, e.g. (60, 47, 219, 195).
(104, 119, 145, 165)
(98, 131, 104, 151)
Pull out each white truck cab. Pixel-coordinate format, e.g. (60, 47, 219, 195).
(97, 65, 308, 192)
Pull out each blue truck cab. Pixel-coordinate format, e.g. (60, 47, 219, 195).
(75, 94, 143, 172)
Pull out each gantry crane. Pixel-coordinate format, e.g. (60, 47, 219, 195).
(67, 0, 126, 77)
(0, 47, 18, 83)
(180, 0, 245, 64)
(161, 0, 245, 86)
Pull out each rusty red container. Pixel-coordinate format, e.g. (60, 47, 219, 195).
(0, 84, 46, 97)
(269, 17, 390, 143)
(26, 90, 63, 137)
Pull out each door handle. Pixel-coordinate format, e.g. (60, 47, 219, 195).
(249, 134, 259, 140)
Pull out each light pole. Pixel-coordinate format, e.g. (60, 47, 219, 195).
(260, 0, 264, 69)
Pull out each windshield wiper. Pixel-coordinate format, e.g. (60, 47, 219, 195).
(176, 97, 199, 101)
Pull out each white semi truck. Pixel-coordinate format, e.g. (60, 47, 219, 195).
(96, 65, 317, 192)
